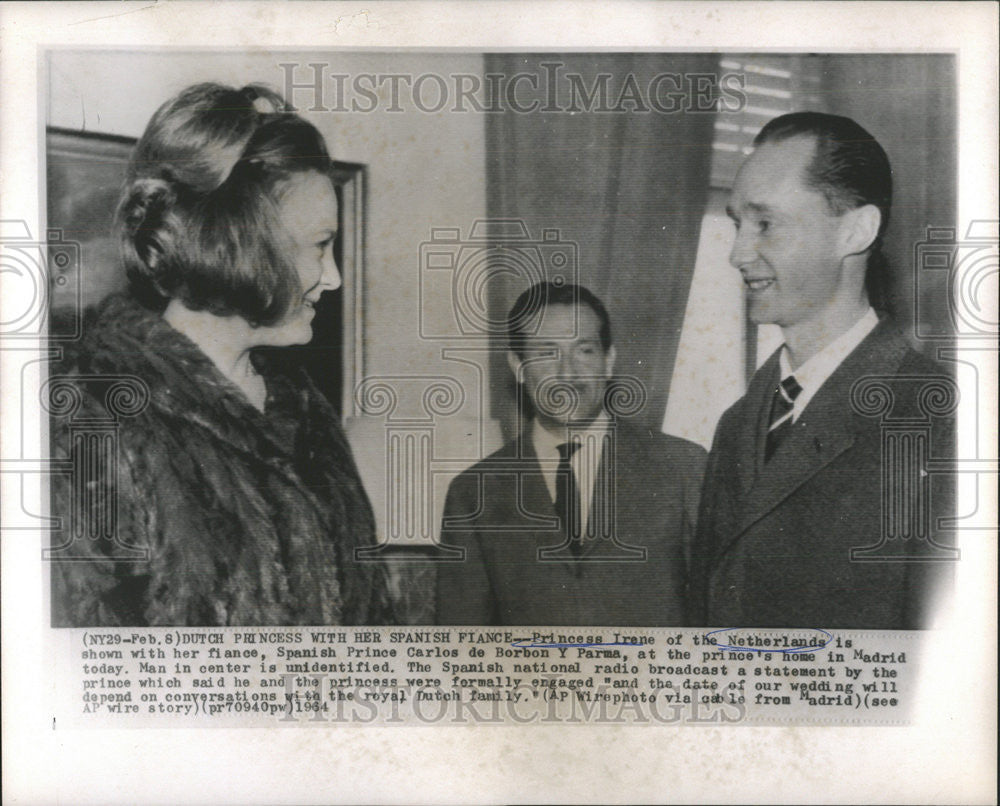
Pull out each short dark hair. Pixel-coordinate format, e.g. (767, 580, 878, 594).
(507, 282, 612, 358)
(117, 82, 332, 325)
(753, 111, 893, 307)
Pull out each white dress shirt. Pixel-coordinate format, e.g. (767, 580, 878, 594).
(532, 413, 611, 537)
(779, 307, 880, 422)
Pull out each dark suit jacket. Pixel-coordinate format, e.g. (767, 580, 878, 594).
(689, 319, 955, 630)
(435, 422, 706, 626)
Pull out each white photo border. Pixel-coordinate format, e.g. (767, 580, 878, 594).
(2, 2, 997, 804)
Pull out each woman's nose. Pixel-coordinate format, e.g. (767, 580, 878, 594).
(320, 252, 342, 291)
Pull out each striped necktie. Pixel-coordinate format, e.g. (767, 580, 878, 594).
(765, 375, 803, 461)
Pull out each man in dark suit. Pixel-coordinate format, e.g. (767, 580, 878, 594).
(435, 282, 706, 625)
(690, 112, 955, 630)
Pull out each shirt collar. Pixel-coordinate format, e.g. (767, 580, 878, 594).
(779, 307, 879, 417)
(531, 412, 611, 460)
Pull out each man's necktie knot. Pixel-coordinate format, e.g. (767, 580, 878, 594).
(778, 375, 803, 406)
(557, 441, 582, 462)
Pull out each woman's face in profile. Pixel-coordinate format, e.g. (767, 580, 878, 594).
(256, 170, 341, 347)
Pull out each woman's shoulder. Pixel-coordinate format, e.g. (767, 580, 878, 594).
(51, 295, 183, 409)
(51, 296, 169, 414)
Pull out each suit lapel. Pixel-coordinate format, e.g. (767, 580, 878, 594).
(509, 435, 554, 524)
(717, 320, 910, 559)
(735, 378, 857, 538)
(742, 353, 781, 493)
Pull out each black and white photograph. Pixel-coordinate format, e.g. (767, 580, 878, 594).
(1, 2, 996, 804)
(43, 50, 959, 630)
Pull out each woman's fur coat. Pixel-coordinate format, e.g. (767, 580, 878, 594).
(50, 294, 394, 626)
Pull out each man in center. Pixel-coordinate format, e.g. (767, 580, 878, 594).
(435, 281, 706, 625)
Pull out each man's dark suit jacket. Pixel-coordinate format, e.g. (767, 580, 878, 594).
(689, 319, 955, 630)
(435, 422, 706, 626)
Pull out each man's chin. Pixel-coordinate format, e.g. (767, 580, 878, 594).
(536, 407, 604, 430)
(747, 302, 781, 328)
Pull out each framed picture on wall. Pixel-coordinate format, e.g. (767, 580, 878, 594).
(333, 161, 367, 417)
(45, 127, 135, 337)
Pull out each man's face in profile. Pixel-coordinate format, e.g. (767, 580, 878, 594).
(510, 302, 615, 428)
(726, 135, 850, 332)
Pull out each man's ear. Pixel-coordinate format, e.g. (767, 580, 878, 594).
(604, 345, 617, 376)
(506, 350, 523, 380)
(839, 203, 881, 257)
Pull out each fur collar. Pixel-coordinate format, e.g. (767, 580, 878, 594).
(52, 294, 389, 626)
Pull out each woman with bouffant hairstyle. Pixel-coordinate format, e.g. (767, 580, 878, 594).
(50, 83, 394, 627)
